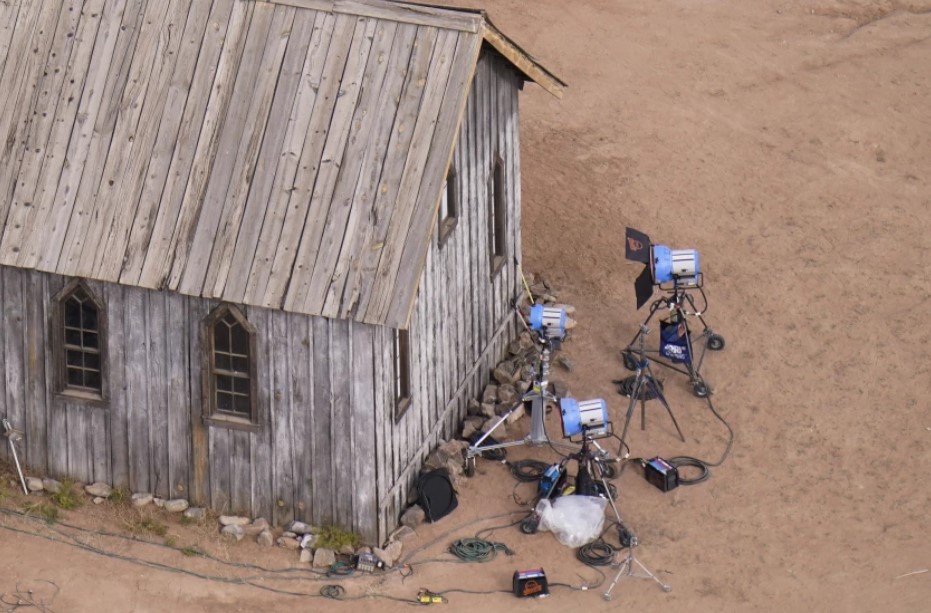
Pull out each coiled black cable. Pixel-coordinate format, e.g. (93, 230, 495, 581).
(508, 459, 549, 482)
(576, 541, 615, 567)
(614, 375, 663, 400)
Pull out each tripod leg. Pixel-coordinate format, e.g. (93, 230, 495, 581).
(644, 366, 685, 442)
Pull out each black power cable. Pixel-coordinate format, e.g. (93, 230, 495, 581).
(507, 459, 549, 482)
(576, 541, 615, 567)
(665, 393, 734, 485)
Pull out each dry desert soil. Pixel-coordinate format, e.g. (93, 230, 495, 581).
(1, 0, 929, 611)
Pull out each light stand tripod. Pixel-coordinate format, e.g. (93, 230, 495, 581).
(519, 432, 618, 534)
(464, 331, 578, 476)
(603, 530, 672, 600)
(622, 279, 724, 398)
(619, 325, 686, 446)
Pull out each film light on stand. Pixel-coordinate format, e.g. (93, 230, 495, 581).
(529, 304, 567, 341)
(559, 398, 610, 440)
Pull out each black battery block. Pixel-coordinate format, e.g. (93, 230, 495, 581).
(644, 456, 679, 492)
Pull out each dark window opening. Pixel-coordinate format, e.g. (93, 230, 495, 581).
(57, 282, 106, 398)
(489, 155, 506, 276)
(438, 166, 458, 245)
(205, 305, 258, 428)
(394, 328, 411, 422)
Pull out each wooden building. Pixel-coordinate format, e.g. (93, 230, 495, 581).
(0, 0, 562, 542)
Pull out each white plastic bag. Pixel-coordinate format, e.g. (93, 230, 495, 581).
(536, 495, 607, 548)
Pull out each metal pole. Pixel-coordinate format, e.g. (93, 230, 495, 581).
(3, 419, 29, 495)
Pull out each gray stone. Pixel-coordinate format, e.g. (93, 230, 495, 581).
(299, 548, 313, 563)
(505, 404, 526, 425)
(339, 544, 355, 556)
(565, 316, 577, 330)
(131, 493, 153, 508)
(257, 530, 274, 547)
(286, 520, 314, 535)
(497, 383, 520, 406)
(277, 537, 300, 550)
(466, 399, 483, 416)
(480, 403, 497, 419)
(243, 517, 269, 536)
(439, 439, 467, 456)
(481, 385, 498, 404)
(153, 498, 165, 508)
(164, 499, 189, 513)
(493, 361, 519, 385)
(42, 479, 62, 494)
(555, 303, 576, 315)
(282, 531, 297, 539)
(445, 457, 464, 478)
(373, 540, 403, 568)
(183, 507, 207, 521)
(26, 477, 44, 492)
(219, 515, 251, 527)
(313, 548, 336, 569)
(221, 525, 245, 542)
(93, 496, 105, 505)
(555, 356, 574, 372)
(461, 420, 478, 440)
(357, 546, 372, 555)
(481, 418, 506, 437)
(85, 482, 112, 498)
(389, 525, 416, 543)
(424, 448, 449, 471)
(400, 505, 425, 529)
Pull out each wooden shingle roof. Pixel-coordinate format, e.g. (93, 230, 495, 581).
(0, 0, 561, 328)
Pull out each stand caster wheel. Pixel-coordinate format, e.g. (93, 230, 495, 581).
(603, 594, 613, 602)
(662, 585, 672, 593)
(463, 457, 475, 477)
(599, 461, 618, 480)
(707, 334, 725, 351)
(692, 381, 710, 398)
(520, 518, 539, 534)
(622, 351, 637, 371)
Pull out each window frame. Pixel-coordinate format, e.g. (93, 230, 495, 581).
(393, 328, 412, 422)
(203, 304, 260, 431)
(488, 154, 507, 277)
(437, 166, 459, 246)
(52, 280, 108, 403)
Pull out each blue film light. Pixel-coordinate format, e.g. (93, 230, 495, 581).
(559, 398, 609, 439)
(529, 304, 567, 339)
(652, 245, 700, 285)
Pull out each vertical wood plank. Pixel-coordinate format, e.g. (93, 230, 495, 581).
(250, 308, 274, 521)
(351, 322, 376, 540)
(311, 317, 333, 526)
(90, 406, 111, 485)
(24, 271, 48, 474)
(3, 268, 26, 464)
(66, 403, 91, 483)
(330, 318, 353, 528)
(147, 291, 170, 498)
(0, 269, 6, 463)
(230, 429, 252, 516)
(190, 299, 210, 507)
(124, 287, 150, 493)
(106, 282, 129, 488)
(289, 312, 313, 522)
(271, 311, 295, 526)
(208, 426, 231, 512)
(166, 293, 190, 498)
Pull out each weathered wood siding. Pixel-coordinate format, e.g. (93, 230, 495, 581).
(0, 49, 524, 546)
(0, 266, 380, 539)
(0, 0, 483, 329)
(373, 50, 523, 536)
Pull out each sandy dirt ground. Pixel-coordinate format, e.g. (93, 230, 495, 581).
(2, 0, 930, 611)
